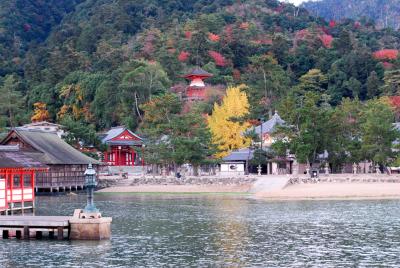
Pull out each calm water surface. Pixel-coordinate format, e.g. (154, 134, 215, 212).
(1, 194, 400, 267)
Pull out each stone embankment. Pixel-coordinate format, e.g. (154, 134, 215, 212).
(98, 175, 257, 188)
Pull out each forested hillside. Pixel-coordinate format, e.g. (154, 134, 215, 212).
(1, 0, 400, 148)
(302, 0, 400, 30)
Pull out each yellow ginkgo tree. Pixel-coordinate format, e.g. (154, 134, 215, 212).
(208, 85, 251, 158)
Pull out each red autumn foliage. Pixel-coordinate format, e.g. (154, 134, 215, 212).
(178, 51, 190, 62)
(383, 62, 394, 69)
(373, 49, 399, 60)
(208, 51, 226, 66)
(185, 31, 192, 39)
(208, 33, 220, 42)
(319, 34, 333, 48)
(389, 96, 400, 111)
(329, 20, 336, 28)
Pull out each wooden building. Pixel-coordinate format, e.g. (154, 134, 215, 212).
(101, 126, 144, 167)
(0, 145, 48, 213)
(1, 129, 101, 192)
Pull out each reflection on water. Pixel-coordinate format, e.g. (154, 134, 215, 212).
(0, 194, 400, 267)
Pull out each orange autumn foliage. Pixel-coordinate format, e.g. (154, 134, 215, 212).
(31, 102, 50, 123)
(373, 49, 399, 60)
(319, 34, 333, 48)
(208, 50, 226, 66)
(208, 32, 220, 42)
(178, 51, 190, 62)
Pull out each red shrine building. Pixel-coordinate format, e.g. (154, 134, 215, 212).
(101, 126, 144, 167)
(0, 145, 48, 213)
(182, 67, 213, 101)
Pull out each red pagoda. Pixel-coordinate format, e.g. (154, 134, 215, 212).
(182, 67, 213, 101)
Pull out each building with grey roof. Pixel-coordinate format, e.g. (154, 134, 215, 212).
(0, 129, 101, 192)
(222, 112, 293, 175)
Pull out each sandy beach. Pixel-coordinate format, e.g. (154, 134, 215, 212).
(256, 183, 400, 200)
(98, 179, 400, 200)
(97, 184, 252, 193)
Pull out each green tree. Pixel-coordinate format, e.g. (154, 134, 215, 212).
(140, 94, 214, 175)
(244, 54, 290, 118)
(275, 91, 333, 166)
(382, 69, 400, 96)
(360, 98, 398, 165)
(60, 115, 101, 148)
(329, 98, 363, 171)
(367, 71, 381, 98)
(295, 69, 328, 93)
(0, 75, 24, 127)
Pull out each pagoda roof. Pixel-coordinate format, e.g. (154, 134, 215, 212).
(183, 67, 213, 79)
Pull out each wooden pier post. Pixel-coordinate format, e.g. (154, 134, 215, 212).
(36, 231, 42, 239)
(24, 226, 29, 239)
(3, 230, 9, 239)
(16, 230, 22, 239)
(57, 227, 63, 240)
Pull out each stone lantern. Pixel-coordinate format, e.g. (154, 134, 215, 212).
(69, 163, 112, 240)
(84, 163, 99, 213)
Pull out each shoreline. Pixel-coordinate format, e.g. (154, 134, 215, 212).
(255, 182, 400, 201)
(97, 184, 252, 194)
(97, 180, 400, 201)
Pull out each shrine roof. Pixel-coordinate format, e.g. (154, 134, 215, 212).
(106, 140, 143, 146)
(223, 148, 254, 162)
(101, 126, 143, 144)
(1, 129, 100, 165)
(251, 111, 285, 135)
(0, 145, 48, 169)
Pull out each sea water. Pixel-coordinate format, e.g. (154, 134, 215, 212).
(0, 194, 400, 267)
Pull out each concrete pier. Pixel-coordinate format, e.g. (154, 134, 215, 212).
(69, 209, 112, 240)
(0, 212, 112, 240)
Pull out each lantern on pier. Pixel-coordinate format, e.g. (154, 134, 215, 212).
(84, 163, 98, 213)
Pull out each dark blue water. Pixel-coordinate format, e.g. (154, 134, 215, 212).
(1, 194, 400, 267)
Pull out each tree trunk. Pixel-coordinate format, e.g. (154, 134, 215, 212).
(193, 165, 199, 177)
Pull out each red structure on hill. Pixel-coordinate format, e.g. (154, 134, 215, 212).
(182, 67, 213, 101)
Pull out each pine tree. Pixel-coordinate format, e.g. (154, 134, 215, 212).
(207, 85, 251, 158)
(383, 69, 400, 96)
(367, 71, 380, 99)
(0, 75, 24, 127)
